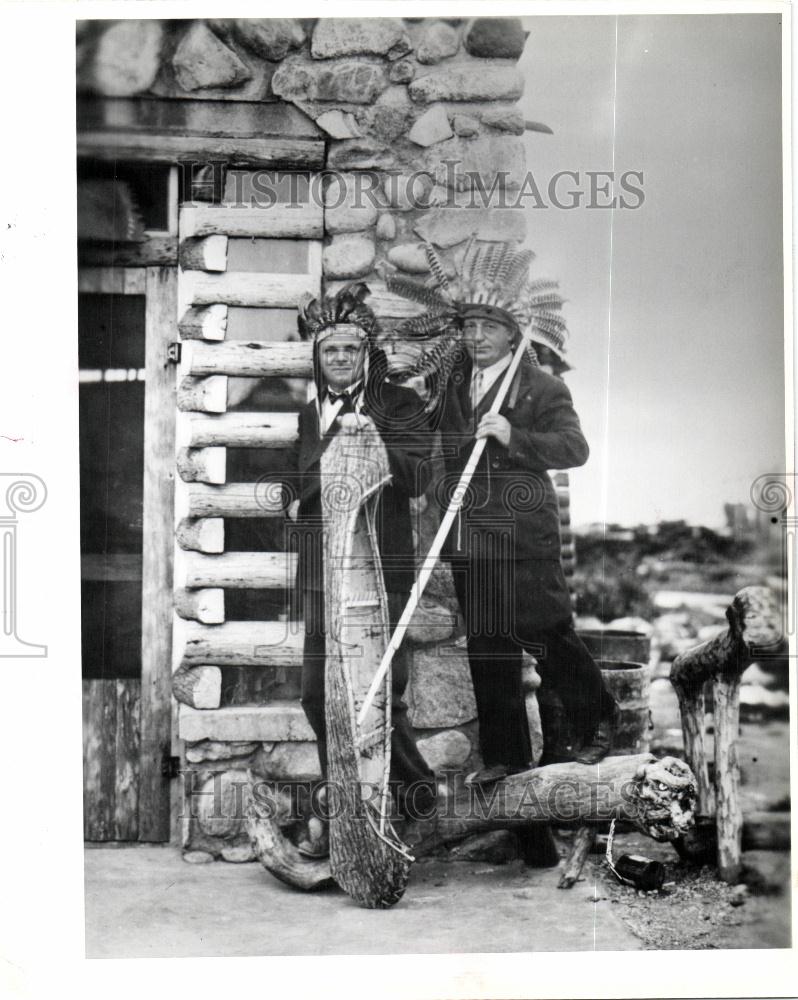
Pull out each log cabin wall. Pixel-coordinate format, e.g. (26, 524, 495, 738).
(77, 16, 575, 858)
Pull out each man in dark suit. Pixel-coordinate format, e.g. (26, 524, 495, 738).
(439, 305, 618, 783)
(288, 285, 437, 850)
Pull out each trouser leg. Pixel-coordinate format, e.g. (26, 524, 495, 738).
(452, 560, 532, 772)
(517, 618, 617, 747)
(300, 588, 328, 776)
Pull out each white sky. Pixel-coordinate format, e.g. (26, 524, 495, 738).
(518, 13, 786, 528)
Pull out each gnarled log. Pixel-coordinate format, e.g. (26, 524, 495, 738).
(247, 755, 697, 894)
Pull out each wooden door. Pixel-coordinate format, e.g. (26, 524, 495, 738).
(80, 265, 177, 841)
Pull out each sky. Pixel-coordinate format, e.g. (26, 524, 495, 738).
(517, 13, 787, 529)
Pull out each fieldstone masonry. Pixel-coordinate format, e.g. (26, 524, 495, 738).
(78, 15, 556, 861)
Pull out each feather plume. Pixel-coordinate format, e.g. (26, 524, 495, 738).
(424, 242, 450, 293)
(384, 273, 452, 311)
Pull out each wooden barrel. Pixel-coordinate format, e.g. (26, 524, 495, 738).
(597, 659, 652, 755)
(577, 629, 651, 665)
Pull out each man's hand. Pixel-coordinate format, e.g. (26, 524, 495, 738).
(476, 413, 512, 447)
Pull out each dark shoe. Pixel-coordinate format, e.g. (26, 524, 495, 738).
(516, 825, 561, 868)
(464, 764, 509, 786)
(573, 708, 618, 765)
(537, 748, 576, 767)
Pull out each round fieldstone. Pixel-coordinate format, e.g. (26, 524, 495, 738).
(92, 20, 164, 96)
(452, 114, 480, 137)
(250, 741, 322, 780)
(322, 233, 376, 278)
(364, 85, 415, 142)
(481, 108, 525, 135)
(230, 18, 305, 60)
(463, 18, 526, 59)
(195, 769, 250, 839)
(416, 729, 472, 771)
(409, 65, 523, 103)
(272, 58, 388, 105)
(324, 172, 379, 233)
(182, 850, 215, 864)
(221, 843, 256, 863)
(407, 643, 477, 728)
(173, 22, 251, 92)
(376, 213, 396, 241)
(311, 18, 411, 60)
(416, 21, 460, 64)
(408, 105, 453, 147)
(389, 58, 416, 84)
(315, 109, 361, 139)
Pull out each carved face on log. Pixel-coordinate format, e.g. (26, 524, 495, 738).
(318, 332, 367, 392)
(629, 757, 698, 841)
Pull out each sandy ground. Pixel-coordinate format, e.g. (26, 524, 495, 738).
(84, 684, 791, 957)
(84, 844, 641, 958)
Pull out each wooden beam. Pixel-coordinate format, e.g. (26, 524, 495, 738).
(179, 620, 303, 668)
(175, 517, 224, 553)
(177, 446, 227, 484)
(183, 271, 320, 309)
(172, 665, 222, 710)
(78, 267, 146, 295)
(185, 341, 312, 378)
(139, 266, 177, 843)
(183, 552, 297, 590)
(174, 587, 225, 625)
(177, 375, 228, 413)
(178, 305, 228, 342)
(77, 96, 323, 141)
(179, 235, 228, 272)
(187, 411, 298, 448)
(179, 701, 315, 742)
(79, 236, 178, 268)
(77, 131, 324, 169)
(185, 482, 287, 518)
(181, 203, 323, 240)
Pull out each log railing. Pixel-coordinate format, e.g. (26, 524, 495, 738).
(670, 586, 785, 882)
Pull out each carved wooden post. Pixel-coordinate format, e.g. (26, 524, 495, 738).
(671, 586, 784, 882)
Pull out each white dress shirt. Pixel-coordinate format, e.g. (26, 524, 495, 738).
(319, 381, 364, 434)
(471, 352, 512, 407)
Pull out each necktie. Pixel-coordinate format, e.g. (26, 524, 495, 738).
(471, 370, 484, 408)
(328, 390, 355, 415)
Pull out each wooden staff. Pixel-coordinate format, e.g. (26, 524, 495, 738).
(357, 333, 534, 727)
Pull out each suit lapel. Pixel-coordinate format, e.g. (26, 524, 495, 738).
(298, 404, 337, 474)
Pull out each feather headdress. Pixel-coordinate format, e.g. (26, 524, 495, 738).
(297, 281, 378, 344)
(384, 239, 569, 405)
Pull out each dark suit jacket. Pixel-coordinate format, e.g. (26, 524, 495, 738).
(437, 355, 589, 561)
(290, 380, 433, 597)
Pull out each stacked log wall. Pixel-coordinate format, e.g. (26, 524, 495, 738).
(79, 16, 569, 860)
